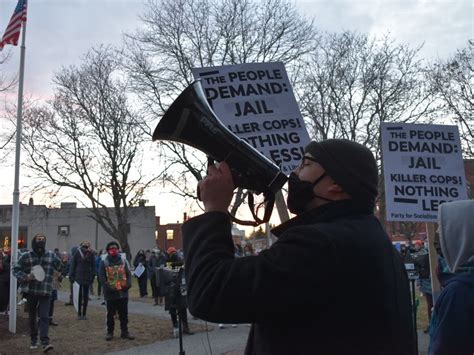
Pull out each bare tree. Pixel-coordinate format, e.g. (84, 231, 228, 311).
(0, 51, 18, 162)
(295, 31, 439, 226)
(0, 50, 17, 94)
(297, 32, 437, 150)
(21, 46, 158, 259)
(428, 40, 473, 157)
(124, 0, 317, 216)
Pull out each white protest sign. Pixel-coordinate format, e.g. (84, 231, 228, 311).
(192, 62, 311, 174)
(133, 263, 145, 278)
(381, 122, 468, 222)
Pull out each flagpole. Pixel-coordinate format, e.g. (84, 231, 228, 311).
(9, 18, 27, 334)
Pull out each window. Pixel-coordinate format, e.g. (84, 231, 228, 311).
(166, 229, 174, 240)
(58, 225, 69, 236)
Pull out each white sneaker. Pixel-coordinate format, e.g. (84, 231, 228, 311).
(218, 324, 225, 329)
(173, 327, 179, 337)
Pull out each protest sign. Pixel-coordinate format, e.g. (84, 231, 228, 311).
(73, 281, 80, 312)
(381, 122, 468, 222)
(192, 62, 310, 174)
(133, 263, 145, 278)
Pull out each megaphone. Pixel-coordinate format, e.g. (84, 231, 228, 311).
(152, 80, 288, 225)
(152, 80, 287, 198)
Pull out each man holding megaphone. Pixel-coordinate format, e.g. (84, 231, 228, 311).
(182, 139, 415, 355)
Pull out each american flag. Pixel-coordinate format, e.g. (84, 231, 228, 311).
(0, 0, 28, 51)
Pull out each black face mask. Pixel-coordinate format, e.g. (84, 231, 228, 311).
(32, 240, 46, 256)
(287, 172, 332, 215)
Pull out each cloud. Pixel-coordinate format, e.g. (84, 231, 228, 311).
(296, 0, 473, 58)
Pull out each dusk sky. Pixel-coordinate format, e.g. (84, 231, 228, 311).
(0, 0, 472, 223)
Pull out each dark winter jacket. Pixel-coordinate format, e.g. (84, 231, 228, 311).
(0, 254, 11, 282)
(183, 200, 415, 355)
(69, 248, 96, 285)
(429, 272, 474, 355)
(133, 253, 148, 278)
(98, 254, 132, 301)
(148, 253, 167, 278)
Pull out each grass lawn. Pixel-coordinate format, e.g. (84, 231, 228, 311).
(0, 277, 208, 354)
(415, 293, 430, 330)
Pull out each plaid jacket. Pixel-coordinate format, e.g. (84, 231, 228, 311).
(13, 250, 61, 297)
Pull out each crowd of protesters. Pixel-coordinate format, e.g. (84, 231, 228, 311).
(1, 233, 212, 352)
(1, 181, 472, 355)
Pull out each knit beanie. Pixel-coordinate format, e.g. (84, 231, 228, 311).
(105, 241, 120, 251)
(304, 139, 378, 209)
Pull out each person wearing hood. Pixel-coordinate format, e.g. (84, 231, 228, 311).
(12, 233, 61, 352)
(429, 200, 474, 355)
(69, 240, 96, 320)
(98, 241, 134, 341)
(182, 139, 415, 355)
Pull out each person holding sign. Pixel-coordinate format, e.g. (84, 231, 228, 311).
(12, 233, 61, 352)
(133, 249, 148, 297)
(182, 139, 415, 355)
(69, 240, 95, 320)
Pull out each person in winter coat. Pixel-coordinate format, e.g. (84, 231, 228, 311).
(429, 200, 474, 355)
(182, 139, 415, 355)
(0, 248, 11, 313)
(98, 241, 134, 341)
(148, 248, 166, 305)
(133, 249, 148, 297)
(412, 244, 433, 333)
(69, 240, 95, 319)
(96, 249, 106, 299)
(12, 234, 61, 352)
(64, 246, 77, 306)
(163, 247, 193, 336)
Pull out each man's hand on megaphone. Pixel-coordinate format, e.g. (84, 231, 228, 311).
(199, 161, 235, 213)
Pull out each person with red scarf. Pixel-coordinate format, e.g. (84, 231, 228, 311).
(98, 241, 134, 341)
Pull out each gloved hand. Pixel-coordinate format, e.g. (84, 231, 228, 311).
(26, 273, 35, 281)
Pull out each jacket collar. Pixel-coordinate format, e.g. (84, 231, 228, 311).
(271, 199, 373, 238)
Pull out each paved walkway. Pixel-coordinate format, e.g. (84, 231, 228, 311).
(58, 291, 429, 355)
(57, 291, 248, 355)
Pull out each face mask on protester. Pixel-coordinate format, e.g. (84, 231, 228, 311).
(32, 236, 46, 256)
(108, 247, 119, 257)
(286, 172, 333, 215)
